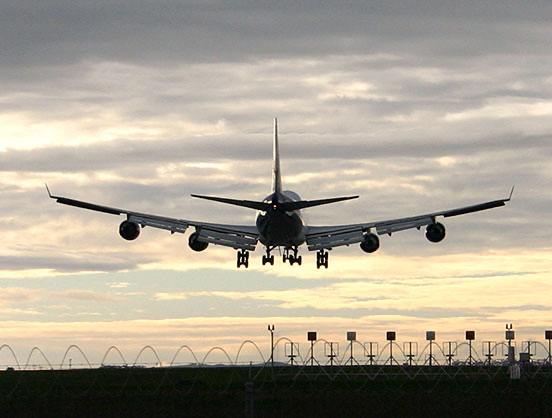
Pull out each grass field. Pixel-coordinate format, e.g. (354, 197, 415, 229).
(1, 365, 551, 417)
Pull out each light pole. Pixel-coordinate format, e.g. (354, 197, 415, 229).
(268, 324, 275, 368)
(546, 330, 552, 365)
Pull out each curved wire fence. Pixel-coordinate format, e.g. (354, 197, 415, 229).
(1, 337, 552, 370)
(1, 337, 552, 418)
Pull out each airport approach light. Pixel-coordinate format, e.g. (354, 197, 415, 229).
(307, 331, 318, 366)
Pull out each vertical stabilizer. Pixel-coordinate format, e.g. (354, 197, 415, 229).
(272, 118, 282, 194)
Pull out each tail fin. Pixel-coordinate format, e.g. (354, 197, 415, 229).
(272, 118, 282, 194)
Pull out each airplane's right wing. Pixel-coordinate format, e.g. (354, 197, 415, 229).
(305, 189, 514, 252)
(46, 186, 259, 251)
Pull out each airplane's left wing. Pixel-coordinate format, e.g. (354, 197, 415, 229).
(305, 189, 514, 252)
(46, 185, 259, 251)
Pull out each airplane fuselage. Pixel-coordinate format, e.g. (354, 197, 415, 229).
(256, 191, 306, 247)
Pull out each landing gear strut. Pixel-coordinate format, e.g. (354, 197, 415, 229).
(237, 250, 249, 268)
(316, 250, 329, 269)
(283, 247, 302, 266)
(262, 247, 275, 266)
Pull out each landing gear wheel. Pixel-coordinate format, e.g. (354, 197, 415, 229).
(262, 255, 275, 266)
(283, 247, 301, 266)
(237, 250, 250, 268)
(316, 250, 329, 269)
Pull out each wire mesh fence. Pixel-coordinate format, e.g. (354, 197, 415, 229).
(1, 333, 552, 370)
(1, 334, 552, 417)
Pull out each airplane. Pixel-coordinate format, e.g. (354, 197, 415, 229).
(47, 119, 513, 269)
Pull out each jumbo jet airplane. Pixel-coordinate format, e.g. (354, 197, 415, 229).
(47, 119, 513, 269)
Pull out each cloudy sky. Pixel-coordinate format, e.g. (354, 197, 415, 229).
(1, 0, 551, 365)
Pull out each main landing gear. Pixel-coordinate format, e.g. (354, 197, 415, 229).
(237, 249, 249, 268)
(262, 248, 275, 266)
(283, 247, 302, 266)
(240, 247, 305, 268)
(316, 250, 329, 269)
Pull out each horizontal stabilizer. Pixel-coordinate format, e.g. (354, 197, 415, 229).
(279, 196, 359, 211)
(191, 194, 270, 211)
(192, 194, 358, 212)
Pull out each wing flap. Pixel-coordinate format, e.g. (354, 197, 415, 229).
(128, 214, 189, 234)
(306, 228, 364, 251)
(376, 217, 433, 235)
(196, 228, 258, 251)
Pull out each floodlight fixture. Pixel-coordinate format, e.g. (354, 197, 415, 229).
(346, 332, 357, 366)
(307, 332, 318, 366)
(385, 332, 398, 365)
(546, 330, 552, 340)
(465, 331, 476, 365)
(425, 331, 436, 366)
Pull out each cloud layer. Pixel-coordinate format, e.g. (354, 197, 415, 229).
(1, 0, 551, 355)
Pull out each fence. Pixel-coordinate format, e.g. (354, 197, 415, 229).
(1, 331, 552, 370)
(2, 334, 552, 417)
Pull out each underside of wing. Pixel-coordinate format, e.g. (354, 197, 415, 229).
(306, 190, 513, 251)
(47, 186, 259, 251)
(306, 225, 369, 251)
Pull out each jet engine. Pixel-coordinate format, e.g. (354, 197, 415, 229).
(119, 220, 140, 241)
(426, 222, 446, 243)
(188, 232, 209, 252)
(360, 233, 380, 253)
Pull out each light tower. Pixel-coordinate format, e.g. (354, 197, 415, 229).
(267, 324, 275, 368)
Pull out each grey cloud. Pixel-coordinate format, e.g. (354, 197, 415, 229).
(483, 304, 552, 313)
(155, 293, 490, 320)
(0, 133, 550, 172)
(0, 254, 142, 273)
(2, 1, 551, 70)
(51, 289, 118, 302)
(0, 0, 551, 269)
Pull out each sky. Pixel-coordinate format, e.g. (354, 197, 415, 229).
(1, 0, 552, 366)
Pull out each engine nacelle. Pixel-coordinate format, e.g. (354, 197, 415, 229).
(188, 232, 209, 252)
(426, 222, 446, 243)
(119, 220, 140, 241)
(360, 233, 380, 253)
